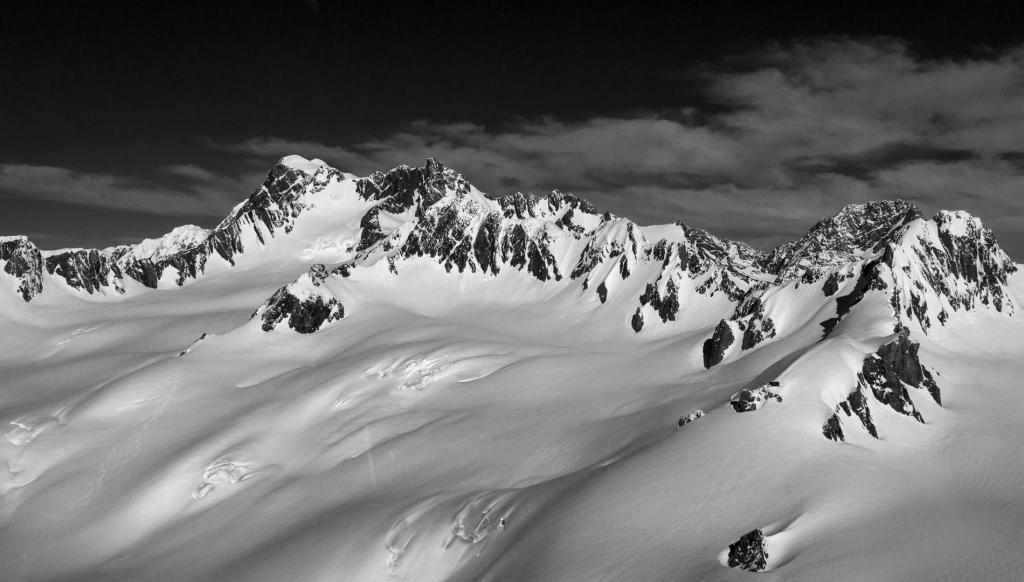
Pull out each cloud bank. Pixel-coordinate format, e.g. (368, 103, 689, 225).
(3, 37, 1023, 254)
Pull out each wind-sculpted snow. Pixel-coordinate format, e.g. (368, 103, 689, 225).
(1, 156, 1023, 582)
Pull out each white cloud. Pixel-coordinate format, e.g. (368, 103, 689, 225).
(5, 37, 1024, 255)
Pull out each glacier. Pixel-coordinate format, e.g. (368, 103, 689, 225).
(0, 156, 1022, 581)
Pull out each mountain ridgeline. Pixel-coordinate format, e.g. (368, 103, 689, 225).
(0, 157, 1017, 345)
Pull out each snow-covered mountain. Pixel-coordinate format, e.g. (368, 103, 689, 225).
(1, 156, 1021, 581)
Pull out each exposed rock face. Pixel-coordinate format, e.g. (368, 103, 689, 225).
(498, 189, 597, 221)
(260, 293, 344, 334)
(358, 159, 470, 256)
(820, 257, 888, 337)
(726, 528, 769, 572)
(570, 222, 642, 283)
(0, 236, 44, 301)
(823, 330, 940, 441)
(46, 249, 124, 294)
(362, 161, 568, 283)
(631, 308, 644, 333)
(862, 330, 939, 413)
(822, 270, 843, 297)
(825, 389, 877, 441)
(255, 265, 345, 333)
(730, 381, 782, 412)
(638, 279, 681, 323)
(891, 210, 1018, 331)
(735, 298, 778, 350)
(702, 320, 734, 369)
(822, 413, 844, 441)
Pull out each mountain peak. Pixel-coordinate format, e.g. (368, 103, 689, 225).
(277, 154, 330, 174)
(761, 199, 922, 282)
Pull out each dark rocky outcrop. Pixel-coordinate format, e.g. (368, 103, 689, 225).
(824, 388, 878, 441)
(259, 292, 344, 333)
(822, 271, 842, 297)
(820, 257, 888, 337)
(618, 255, 630, 279)
(497, 190, 597, 220)
(631, 308, 644, 333)
(46, 249, 123, 294)
(726, 529, 769, 572)
(596, 281, 608, 303)
(730, 381, 782, 412)
(0, 237, 44, 301)
(840, 389, 878, 439)
(824, 330, 940, 441)
(823, 413, 844, 441)
(569, 223, 640, 282)
(473, 214, 502, 275)
(638, 279, 681, 323)
(702, 320, 734, 369)
(499, 224, 562, 282)
(256, 265, 345, 333)
(861, 330, 939, 413)
(736, 298, 777, 350)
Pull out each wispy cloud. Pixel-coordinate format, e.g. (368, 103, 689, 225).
(0, 162, 262, 218)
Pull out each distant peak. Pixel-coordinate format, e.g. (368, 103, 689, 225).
(129, 224, 211, 262)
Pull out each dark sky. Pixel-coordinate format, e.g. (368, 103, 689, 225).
(2, 1, 1024, 257)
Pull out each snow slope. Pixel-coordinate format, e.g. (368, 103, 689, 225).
(0, 157, 1021, 581)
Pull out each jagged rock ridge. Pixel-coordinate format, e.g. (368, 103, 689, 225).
(0, 158, 1016, 351)
(823, 329, 941, 442)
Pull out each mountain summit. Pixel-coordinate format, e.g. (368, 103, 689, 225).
(1, 157, 1022, 581)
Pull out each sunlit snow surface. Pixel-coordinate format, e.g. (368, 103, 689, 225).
(2, 159, 1024, 581)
